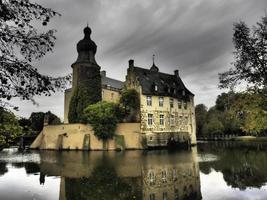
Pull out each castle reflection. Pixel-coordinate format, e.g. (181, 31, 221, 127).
(38, 148, 202, 200)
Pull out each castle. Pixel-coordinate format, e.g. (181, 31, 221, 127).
(31, 26, 196, 150)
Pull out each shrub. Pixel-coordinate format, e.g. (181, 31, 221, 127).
(120, 89, 139, 114)
(83, 101, 121, 140)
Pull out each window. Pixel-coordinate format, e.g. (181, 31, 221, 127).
(162, 170, 167, 182)
(184, 101, 187, 109)
(182, 90, 185, 96)
(170, 98, 174, 108)
(174, 188, 179, 200)
(163, 192, 168, 200)
(173, 169, 177, 180)
(154, 85, 158, 91)
(184, 116, 188, 125)
(159, 96, 164, 107)
(178, 100, 182, 109)
(170, 115, 175, 126)
(179, 116, 183, 125)
(160, 114, 164, 126)
(148, 114, 153, 126)
(147, 96, 152, 106)
(149, 193, 155, 200)
(148, 171, 155, 185)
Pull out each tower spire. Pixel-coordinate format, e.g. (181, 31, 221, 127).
(152, 54, 155, 65)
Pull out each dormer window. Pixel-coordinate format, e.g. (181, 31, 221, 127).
(182, 90, 185, 96)
(154, 85, 158, 91)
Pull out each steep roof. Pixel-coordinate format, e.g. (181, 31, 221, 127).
(132, 66, 194, 99)
(101, 75, 124, 90)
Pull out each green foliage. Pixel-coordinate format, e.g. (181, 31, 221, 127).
(195, 104, 208, 137)
(68, 67, 102, 123)
(0, 0, 71, 109)
(196, 91, 267, 137)
(18, 117, 31, 135)
(219, 16, 267, 90)
(30, 111, 61, 132)
(83, 101, 121, 140)
(65, 161, 141, 200)
(119, 89, 140, 122)
(120, 89, 140, 111)
(0, 107, 23, 148)
(46, 111, 61, 125)
(228, 91, 267, 134)
(202, 118, 224, 136)
(29, 112, 45, 132)
(68, 89, 79, 123)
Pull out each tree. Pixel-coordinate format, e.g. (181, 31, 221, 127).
(83, 101, 121, 140)
(120, 89, 140, 113)
(202, 107, 224, 136)
(219, 16, 267, 90)
(0, 0, 71, 109)
(119, 89, 140, 122)
(0, 107, 23, 149)
(29, 112, 45, 132)
(29, 111, 61, 132)
(228, 92, 267, 135)
(195, 104, 208, 137)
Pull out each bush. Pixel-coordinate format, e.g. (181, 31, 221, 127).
(0, 107, 23, 148)
(83, 101, 121, 140)
(120, 89, 139, 114)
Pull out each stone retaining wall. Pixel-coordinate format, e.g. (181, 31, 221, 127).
(30, 123, 143, 150)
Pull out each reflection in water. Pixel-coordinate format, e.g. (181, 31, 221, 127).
(38, 148, 202, 200)
(1, 142, 267, 200)
(0, 162, 8, 175)
(198, 142, 267, 190)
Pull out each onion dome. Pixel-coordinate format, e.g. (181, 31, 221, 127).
(75, 26, 98, 64)
(77, 26, 97, 54)
(150, 54, 159, 72)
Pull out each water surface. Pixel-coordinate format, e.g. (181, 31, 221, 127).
(0, 142, 267, 200)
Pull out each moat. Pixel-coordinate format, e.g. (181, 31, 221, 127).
(0, 142, 267, 200)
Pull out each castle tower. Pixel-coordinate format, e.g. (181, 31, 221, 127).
(67, 26, 102, 123)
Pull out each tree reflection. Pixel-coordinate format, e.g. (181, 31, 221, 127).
(0, 162, 8, 176)
(64, 161, 141, 200)
(199, 142, 267, 190)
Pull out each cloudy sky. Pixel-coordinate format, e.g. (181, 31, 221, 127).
(12, 0, 267, 119)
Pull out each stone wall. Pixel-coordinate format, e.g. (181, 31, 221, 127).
(31, 123, 142, 150)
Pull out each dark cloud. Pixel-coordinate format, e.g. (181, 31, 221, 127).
(12, 0, 267, 118)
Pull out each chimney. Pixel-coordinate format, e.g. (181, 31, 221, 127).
(129, 59, 134, 68)
(174, 69, 179, 77)
(100, 70, 106, 77)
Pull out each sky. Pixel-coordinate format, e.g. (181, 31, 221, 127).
(12, 0, 267, 119)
